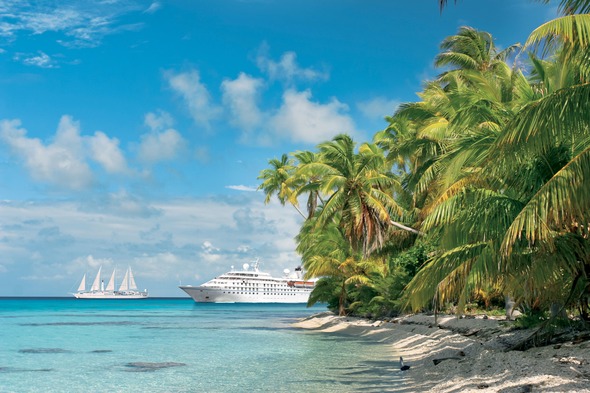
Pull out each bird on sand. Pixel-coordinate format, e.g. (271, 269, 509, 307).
(400, 356, 410, 371)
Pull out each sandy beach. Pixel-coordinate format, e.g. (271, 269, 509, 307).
(293, 313, 590, 392)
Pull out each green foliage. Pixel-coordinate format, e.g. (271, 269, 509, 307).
(258, 2, 590, 322)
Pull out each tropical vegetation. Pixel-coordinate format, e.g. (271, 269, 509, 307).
(258, 0, 590, 324)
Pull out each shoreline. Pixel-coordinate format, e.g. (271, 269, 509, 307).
(293, 312, 590, 392)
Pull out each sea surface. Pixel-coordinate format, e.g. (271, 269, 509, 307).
(0, 298, 402, 392)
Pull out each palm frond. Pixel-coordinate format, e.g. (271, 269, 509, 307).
(501, 145, 590, 255)
(524, 14, 590, 56)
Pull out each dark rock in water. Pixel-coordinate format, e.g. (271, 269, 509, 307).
(18, 348, 71, 354)
(91, 349, 113, 353)
(0, 366, 53, 372)
(124, 362, 186, 372)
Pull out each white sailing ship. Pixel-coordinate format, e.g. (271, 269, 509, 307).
(179, 260, 314, 303)
(73, 266, 148, 299)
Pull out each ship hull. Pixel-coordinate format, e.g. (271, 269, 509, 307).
(179, 285, 310, 303)
(73, 291, 148, 299)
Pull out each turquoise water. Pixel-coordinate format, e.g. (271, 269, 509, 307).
(0, 298, 401, 392)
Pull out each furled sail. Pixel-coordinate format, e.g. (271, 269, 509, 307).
(105, 269, 116, 291)
(90, 266, 102, 291)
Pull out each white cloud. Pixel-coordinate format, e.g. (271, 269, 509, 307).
(221, 72, 264, 131)
(357, 97, 399, 120)
(198, 240, 223, 265)
(226, 185, 258, 192)
(78, 255, 114, 270)
(144, 110, 174, 130)
(15, 51, 57, 68)
(0, 116, 134, 188)
(0, 194, 303, 296)
(138, 129, 184, 163)
(256, 45, 329, 84)
(144, 2, 162, 14)
(269, 89, 357, 144)
(88, 131, 128, 173)
(0, 2, 146, 48)
(138, 111, 185, 163)
(0, 116, 93, 189)
(165, 69, 221, 129)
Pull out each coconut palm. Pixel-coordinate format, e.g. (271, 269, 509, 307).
(290, 150, 325, 219)
(296, 217, 387, 316)
(435, 26, 519, 77)
(401, 11, 590, 319)
(258, 154, 306, 219)
(301, 134, 413, 257)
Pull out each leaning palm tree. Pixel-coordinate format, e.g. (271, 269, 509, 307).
(403, 11, 590, 319)
(301, 134, 413, 258)
(290, 150, 325, 219)
(258, 154, 306, 218)
(497, 25, 590, 317)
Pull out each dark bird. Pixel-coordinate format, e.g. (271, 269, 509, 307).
(400, 356, 410, 371)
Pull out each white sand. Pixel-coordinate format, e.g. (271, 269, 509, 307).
(293, 312, 590, 392)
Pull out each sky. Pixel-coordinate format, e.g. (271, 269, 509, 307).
(0, 0, 558, 297)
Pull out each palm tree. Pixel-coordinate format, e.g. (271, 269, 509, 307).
(435, 26, 519, 75)
(297, 217, 387, 316)
(291, 150, 325, 219)
(302, 134, 412, 257)
(258, 154, 306, 219)
(401, 11, 590, 320)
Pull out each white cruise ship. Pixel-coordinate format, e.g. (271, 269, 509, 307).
(179, 260, 314, 303)
(73, 266, 148, 299)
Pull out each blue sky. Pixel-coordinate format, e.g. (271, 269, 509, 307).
(0, 0, 557, 296)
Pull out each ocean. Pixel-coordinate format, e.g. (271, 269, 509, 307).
(0, 298, 401, 392)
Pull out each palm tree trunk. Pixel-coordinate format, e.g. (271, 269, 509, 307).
(390, 220, 424, 235)
(339, 282, 347, 316)
(292, 203, 306, 219)
(505, 295, 516, 320)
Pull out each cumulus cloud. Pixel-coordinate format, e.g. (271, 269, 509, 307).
(138, 130, 184, 163)
(138, 111, 185, 163)
(256, 45, 329, 84)
(221, 72, 264, 131)
(199, 240, 222, 264)
(144, 110, 174, 130)
(0, 116, 132, 189)
(357, 97, 399, 120)
(78, 255, 113, 270)
(88, 131, 128, 173)
(269, 89, 357, 144)
(165, 69, 221, 129)
(0, 116, 93, 189)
